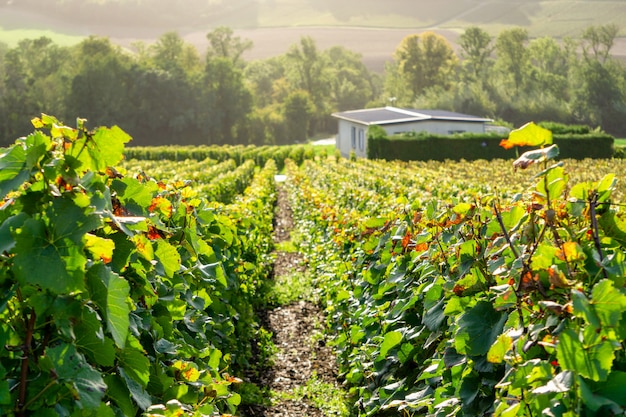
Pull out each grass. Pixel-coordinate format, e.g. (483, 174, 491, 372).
(311, 144, 336, 158)
(614, 138, 626, 147)
(262, 269, 318, 306)
(0, 29, 84, 47)
(273, 372, 351, 417)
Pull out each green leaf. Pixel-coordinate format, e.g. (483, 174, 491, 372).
(0, 144, 31, 200)
(459, 372, 480, 406)
(594, 371, 626, 407)
(106, 272, 130, 349)
(452, 203, 473, 215)
(364, 217, 388, 229)
(596, 173, 616, 203)
(536, 165, 568, 202)
(67, 125, 131, 173)
(378, 331, 403, 360)
(13, 218, 86, 294)
(47, 343, 107, 409)
(119, 368, 152, 411)
(199, 261, 227, 287)
(228, 392, 242, 407)
(423, 298, 445, 331)
(0, 365, 11, 405)
(48, 196, 101, 244)
(104, 374, 137, 416)
(532, 371, 573, 394)
(86, 263, 130, 349)
(75, 307, 116, 367)
(591, 279, 626, 328)
(579, 376, 622, 412)
(155, 240, 181, 278)
(111, 177, 159, 216)
(531, 244, 558, 270)
(571, 288, 601, 328)
(599, 210, 626, 247)
(556, 327, 615, 382)
(455, 301, 507, 356)
(0, 212, 28, 253)
(119, 336, 150, 388)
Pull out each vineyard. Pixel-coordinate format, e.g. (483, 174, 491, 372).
(2, 117, 626, 416)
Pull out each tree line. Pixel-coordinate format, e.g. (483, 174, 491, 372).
(0, 24, 624, 147)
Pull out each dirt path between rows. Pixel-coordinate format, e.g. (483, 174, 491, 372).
(240, 183, 339, 417)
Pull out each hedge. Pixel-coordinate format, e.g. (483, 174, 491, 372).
(367, 132, 615, 161)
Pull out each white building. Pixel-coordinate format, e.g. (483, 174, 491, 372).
(332, 106, 493, 158)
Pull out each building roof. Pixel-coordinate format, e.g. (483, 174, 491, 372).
(332, 106, 492, 125)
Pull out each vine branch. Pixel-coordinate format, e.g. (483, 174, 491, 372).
(588, 191, 608, 280)
(17, 310, 36, 417)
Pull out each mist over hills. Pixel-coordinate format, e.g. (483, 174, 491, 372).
(2, 0, 626, 36)
(2, 0, 625, 72)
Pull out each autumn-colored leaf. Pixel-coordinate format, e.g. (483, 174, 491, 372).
(501, 121, 553, 149)
(149, 196, 173, 218)
(556, 241, 586, 263)
(499, 138, 515, 150)
(415, 242, 428, 252)
(402, 232, 411, 249)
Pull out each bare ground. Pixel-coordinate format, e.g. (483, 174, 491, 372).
(239, 184, 340, 417)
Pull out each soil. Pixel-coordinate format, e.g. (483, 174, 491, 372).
(240, 184, 340, 417)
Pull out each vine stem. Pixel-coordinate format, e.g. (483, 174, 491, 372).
(589, 192, 609, 280)
(17, 310, 36, 417)
(492, 201, 519, 260)
(20, 380, 57, 412)
(493, 201, 528, 333)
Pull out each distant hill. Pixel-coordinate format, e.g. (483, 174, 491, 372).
(1, 0, 625, 72)
(2, 0, 626, 36)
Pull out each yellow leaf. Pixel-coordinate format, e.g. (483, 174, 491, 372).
(133, 234, 154, 261)
(487, 333, 512, 364)
(558, 241, 586, 263)
(506, 122, 553, 148)
(84, 233, 115, 264)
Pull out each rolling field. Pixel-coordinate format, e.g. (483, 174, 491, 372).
(1, 1, 626, 72)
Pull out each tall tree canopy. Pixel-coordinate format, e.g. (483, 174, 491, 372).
(390, 32, 458, 101)
(1, 24, 626, 146)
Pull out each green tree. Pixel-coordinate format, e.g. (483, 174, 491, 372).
(244, 57, 286, 109)
(571, 24, 626, 135)
(283, 89, 315, 144)
(285, 36, 331, 132)
(581, 23, 620, 63)
(459, 26, 494, 82)
(391, 32, 458, 99)
(150, 31, 202, 76)
(206, 26, 253, 68)
(325, 46, 377, 111)
(1, 37, 68, 141)
(527, 36, 573, 98)
(495, 27, 529, 92)
(0, 41, 7, 144)
(65, 37, 133, 129)
(126, 66, 201, 145)
(202, 57, 253, 144)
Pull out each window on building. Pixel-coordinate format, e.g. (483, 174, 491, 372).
(358, 129, 365, 151)
(351, 127, 356, 148)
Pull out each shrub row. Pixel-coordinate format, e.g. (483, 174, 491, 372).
(125, 144, 317, 171)
(367, 131, 615, 161)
